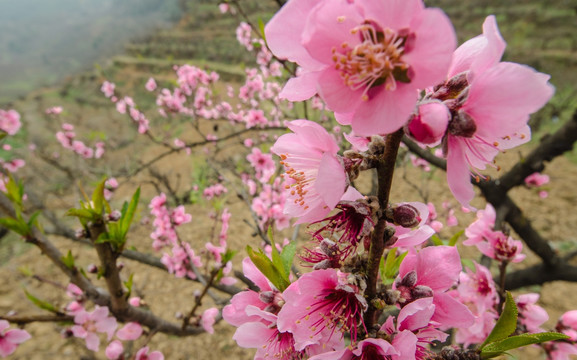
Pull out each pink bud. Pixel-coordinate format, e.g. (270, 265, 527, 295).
(407, 102, 450, 145)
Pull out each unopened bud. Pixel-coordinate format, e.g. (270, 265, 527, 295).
(406, 101, 450, 145)
(448, 111, 477, 138)
(388, 204, 421, 228)
(75, 228, 86, 239)
(106, 210, 121, 222)
(397, 270, 418, 288)
(259, 291, 275, 304)
(320, 239, 338, 257)
(412, 285, 434, 299)
(87, 264, 98, 274)
(174, 311, 183, 319)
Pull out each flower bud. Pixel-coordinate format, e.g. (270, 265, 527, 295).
(411, 284, 434, 299)
(259, 291, 275, 304)
(388, 204, 421, 228)
(87, 264, 98, 274)
(448, 111, 477, 138)
(397, 270, 418, 288)
(106, 210, 121, 222)
(406, 101, 450, 145)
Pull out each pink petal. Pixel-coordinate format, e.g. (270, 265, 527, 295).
(404, 8, 456, 88)
(446, 137, 476, 209)
(85, 332, 100, 352)
(352, 85, 418, 136)
(280, 71, 322, 101)
(464, 62, 554, 139)
(315, 153, 346, 209)
(105, 340, 124, 360)
(317, 68, 362, 113)
(233, 322, 275, 348)
(201, 308, 219, 334)
(3, 329, 31, 344)
(398, 297, 435, 331)
(432, 292, 475, 328)
(241, 257, 271, 292)
(116, 322, 143, 341)
(0, 340, 17, 357)
(264, 0, 324, 69)
(360, 0, 424, 30)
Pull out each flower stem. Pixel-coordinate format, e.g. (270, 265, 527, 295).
(364, 128, 404, 329)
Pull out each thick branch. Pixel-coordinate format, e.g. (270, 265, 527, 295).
(504, 262, 577, 290)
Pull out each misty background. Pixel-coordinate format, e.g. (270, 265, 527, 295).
(0, 0, 180, 102)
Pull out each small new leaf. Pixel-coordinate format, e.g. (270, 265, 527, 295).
(246, 245, 289, 292)
(61, 250, 75, 269)
(481, 292, 518, 348)
(0, 217, 29, 237)
(92, 179, 106, 216)
(124, 273, 134, 298)
(481, 332, 570, 359)
(25, 290, 59, 314)
(448, 230, 464, 246)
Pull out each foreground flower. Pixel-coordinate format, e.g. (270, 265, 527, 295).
(271, 120, 360, 224)
(266, 0, 456, 136)
(0, 320, 31, 358)
(277, 269, 366, 349)
(428, 15, 554, 207)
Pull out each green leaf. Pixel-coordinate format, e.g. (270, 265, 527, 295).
(481, 292, 518, 348)
(61, 250, 75, 269)
(481, 332, 570, 359)
(119, 187, 140, 238)
(94, 232, 110, 244)
(448, 230, 464, 246)
(27, 210, 42, 229)
(258, 17, 266, 41)
(382, 250, 408, 285)
(66, 208, 96, 220)
(25, 290, 59, 314)
(280, 241, 296, 277)
(430, 234, 444, 246)
(124, 273, 134, 298)
(246, 245, 290, 292)
(0, 217, 29, 236)
(92, 179, 106, 216)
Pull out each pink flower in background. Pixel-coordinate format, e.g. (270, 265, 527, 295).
(116, 322, 143, 341)
(476, 230, 525, 263)
(516, 294, 549, 333)
(45, 106, 63, 115)
(0, 109, 22, 135)
(271, 120, 360, 224)
(145, 77, 157, 91)
(71, 306, 117, 352)
(265, 0, 456, 136)
(246, 147, 275, 183)
(105, 340, 123, 360)
(135, 347, 164, 360)
(0, 320, 31, 357)
(525, 172, 550, 187)
(432, 16, 554, 207)
(101, 81, 116, 98)
(201, 308, 219, 334)
(464, 203, 496, 246)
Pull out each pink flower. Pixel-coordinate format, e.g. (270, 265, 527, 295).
(105, 340, 124, 360)
(101, 81, 116, 98)
(464, 203, 496, 246)
(246, 147, 276, 183)
(145, 77, 157, 91)
(0, 109, 22, 135)
(71, 306, 118, 351)
(271, 120, 360, 224)
(525, 172, 550, 187)
(277, 269, 367, 349)
(265, 0, 456, 136)
(476, 230, 525, 263)
(396, 246, 474, 328)
(116, 322, 143, 341)
(201, 308, 219, 334)
(0, 320, 31, 357)
(135, 346, 164, 360)
(430, 16, 554, 207)
(308, 338, 399, 360)
(407, 101, 450, 145)
(516, 293, 549, 333)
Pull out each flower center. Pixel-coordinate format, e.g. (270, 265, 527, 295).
(280, 154, 315, 211)
(332, 21, 412, 101)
